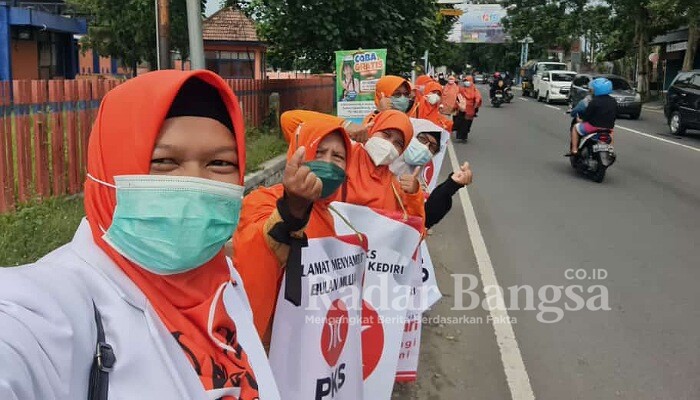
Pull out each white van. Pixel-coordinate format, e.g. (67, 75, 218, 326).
(531, 62, 567, 98)
(536, 70, 577, 103)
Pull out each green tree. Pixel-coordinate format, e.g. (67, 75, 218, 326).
(67, 0, 202, 74)
(648, 0, 700, 71)
(603, 0, 678, 98)
(229, 0, 453, 74)
(502, 0, 587, 54)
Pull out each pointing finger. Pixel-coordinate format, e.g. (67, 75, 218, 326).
(412, 166, 421, 178)
(289, 146, 306, 169)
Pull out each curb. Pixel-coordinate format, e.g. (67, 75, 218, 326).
(244, 154, 287, 194)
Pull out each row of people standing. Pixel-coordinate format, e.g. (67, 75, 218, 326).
(0, 69, 473, 399)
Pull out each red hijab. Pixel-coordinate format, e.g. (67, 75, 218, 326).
(84, 70, 257, 399)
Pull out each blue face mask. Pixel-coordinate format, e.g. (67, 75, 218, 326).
(390, 95, 411, 113)
(91, 174, 244, 275)
(403, 137, 433, 166)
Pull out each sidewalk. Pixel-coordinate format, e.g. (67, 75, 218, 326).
(643, 99, 664, 111)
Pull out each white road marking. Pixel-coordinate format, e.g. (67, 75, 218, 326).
(447, 141, 536, 400)
(519, 98, 529, 102)
(642, 108, 664, 114)
(544, 104, 561, 110)
(615, 125, 700, 153)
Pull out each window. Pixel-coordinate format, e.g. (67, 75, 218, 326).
(539, 63, 567, 73)
(673, 72, 692, 88)
(574, 76, 590, 87)
(552, 73, 575, 82)
(205, 50, 256, 79)
(608, 78, 631, 91)
(690, 74, 700, 90)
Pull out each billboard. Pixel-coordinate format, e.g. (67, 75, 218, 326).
(335, 49, 388, 124)
(448, 4, 508, 44)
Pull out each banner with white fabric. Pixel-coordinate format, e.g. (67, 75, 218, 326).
(395, 241, 442, 381)
(269, 235, 367, 400)
(330, 202, 423, 400)
(419, 121, 450, 193)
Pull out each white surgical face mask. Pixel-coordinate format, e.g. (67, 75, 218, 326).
(426, 93, 441, 105)
(463, 81, 472, 88)
(364, 136, 400, 166)
(403, 137, 432, 166)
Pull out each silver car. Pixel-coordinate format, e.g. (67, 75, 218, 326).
(569, 74, 642, 120)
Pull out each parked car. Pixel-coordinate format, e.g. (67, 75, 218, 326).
(531, 62, 567, 98)
(569, 74, 642, 119)
(664, 70, 700, 136)
(535, 70, 576, 103)
(474, 74, 486, 84)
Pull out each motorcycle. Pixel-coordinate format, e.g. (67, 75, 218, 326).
(491, 89, 504, 108)
(504, 86, 514, 103)
(569, 128, 616, 183)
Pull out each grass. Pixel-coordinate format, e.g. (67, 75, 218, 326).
(0, 196, 85, 266)
(0, 127, 288, 267)
(245, 126, 288, 172)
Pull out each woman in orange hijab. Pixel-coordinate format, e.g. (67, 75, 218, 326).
(440, 74, 460, 115)
(417, 81, 453, 132)
(336, 110, 425, 221)
(414, 74, 434, 95)
(233, 120, 352, 344)
(0, 70, 279, 400)
(454, 75, 483, 141)
(364, 75, 418, 124)
(279, 109, 423, 221)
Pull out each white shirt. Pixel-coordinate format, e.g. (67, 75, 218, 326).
(0, 219, 280, 400)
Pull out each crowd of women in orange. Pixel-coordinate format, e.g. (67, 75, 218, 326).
(0, 68, 473, 400)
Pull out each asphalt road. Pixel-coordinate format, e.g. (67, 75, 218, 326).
(393, 85, 700, 400)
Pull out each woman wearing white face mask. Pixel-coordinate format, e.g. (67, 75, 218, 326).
(454, 75, 482, 142)
(334, 110, 425, 224)
(0, 71, 280, 400)
(390, 119, 474, 229)
(417, 81, 453, 132)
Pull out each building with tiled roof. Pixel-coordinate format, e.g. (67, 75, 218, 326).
(202, 7, 266, 80)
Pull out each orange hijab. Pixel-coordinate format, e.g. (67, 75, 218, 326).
(415, 74, 434, 94)
(460, 75, 480, 99)
(233, 120, 352, 341)
(458, 76, 483, 117)
(83, 70, 258, 399)
(441, 75, 459, 112)
(364, 75, 418, 124)
(417, 81, 444, 124)
(336, 110, 417, 213)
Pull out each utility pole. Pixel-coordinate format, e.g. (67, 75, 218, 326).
(156, 0, 170, 69)
(186, 0, 205, 70)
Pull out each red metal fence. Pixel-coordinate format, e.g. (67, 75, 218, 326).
(0, 76, 335, 213)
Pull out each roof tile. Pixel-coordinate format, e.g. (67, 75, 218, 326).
(203, 7, 262, 43)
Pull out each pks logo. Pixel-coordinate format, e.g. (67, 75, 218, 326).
(321, 299, 349, 367)
(316, 300, 349, 399)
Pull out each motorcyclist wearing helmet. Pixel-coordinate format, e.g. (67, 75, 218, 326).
(568, 77, 617, 155)
(489, 72, 505, 99)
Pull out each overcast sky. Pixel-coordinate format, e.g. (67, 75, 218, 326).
(205, 1, 222, 17)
